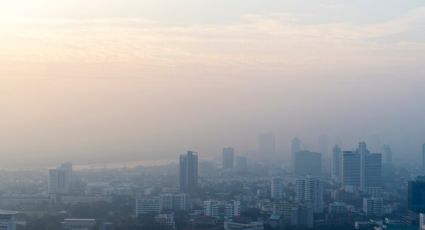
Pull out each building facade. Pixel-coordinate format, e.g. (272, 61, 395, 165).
(179, 151, 198, 193)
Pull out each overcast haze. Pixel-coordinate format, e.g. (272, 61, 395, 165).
(1, 0, 425, 167)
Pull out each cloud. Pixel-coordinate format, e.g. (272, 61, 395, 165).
(0, 7, 424, 78)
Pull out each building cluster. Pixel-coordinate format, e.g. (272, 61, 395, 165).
(4, 134, 425, 230)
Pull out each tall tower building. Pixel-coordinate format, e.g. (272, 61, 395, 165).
(271, 177, 284, 200)
(342, 151, 361, 190)
(48, 162, 73, 195)
(342, 143, 382, 192)
(364, 153, 382, 193)
(358, 142, 370, 191)
(382, 145, 393, 165)
(179, 151, 198, 193)
(408, 176, 425, 213)
(222, 148, 235, 169)
(332, 145, 342, 182)
(295, 177, 323, 213)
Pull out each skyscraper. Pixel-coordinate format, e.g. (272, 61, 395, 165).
(358, 142, 369, 191)
(222, 147, 235, 169)
(382, 145, 393, 165)
(295, 177, 323, 213)
(179, 151, 198, 193)
(48, 162, 73, 195)
(341, 143, 382, 192)
(342, 151, 361, 190)
(408, 176, 425, 213)
(294, 151, 322, 177)
(332, 145, 342, 182)
(364, 153, 382, 192)
(271, 177, 284, 200)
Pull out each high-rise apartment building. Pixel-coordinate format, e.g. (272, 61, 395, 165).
(271, 177, 284, 200)
(179, 151, 198, 193)
(295, 177, 323, 213)
(48, 162, 73, 195)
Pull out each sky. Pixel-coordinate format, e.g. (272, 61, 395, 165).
(0, 0, 424, 167)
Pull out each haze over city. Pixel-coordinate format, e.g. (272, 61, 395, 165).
(1, 0, 425, 167)
(3, 1, 425, 230)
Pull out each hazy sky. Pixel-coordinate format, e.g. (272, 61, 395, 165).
(0, 1, 424, 167)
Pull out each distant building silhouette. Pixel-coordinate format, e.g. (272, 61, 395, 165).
(222, 147, 235, 169)
(48, 162, 73, 195)
(291, 138, 301, 168)
(235, 156, 247, 172)
(408, 176, 425, 213)
(332, 145, 342, 182)
(179, 151, 198, 193)
(382, 145, 393, 165)
(294, 150, 322, 177)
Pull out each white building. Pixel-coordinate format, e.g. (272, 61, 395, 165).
(48, 162, 73, 194)
(136, 197, 161, 215)
(0, 210, 18, 230)
(420, 213, 425, 230)
(270, 177, 284, 200)
(204, 200, 240, 219)
(296, 177, 323, 213)
(160, 193, 191, 211)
